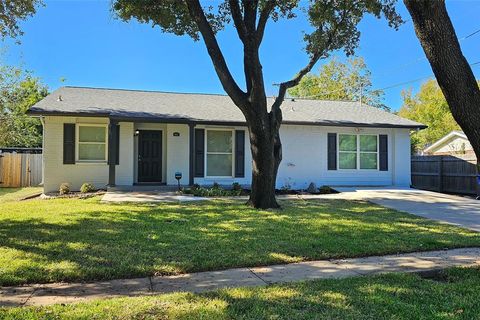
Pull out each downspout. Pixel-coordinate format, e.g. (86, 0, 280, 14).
(40, 116, 45, 187)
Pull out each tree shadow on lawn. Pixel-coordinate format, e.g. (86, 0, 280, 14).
(7, 268, 479, 319)
(182, 268, 480, 319)
(0, 199, 479, 286)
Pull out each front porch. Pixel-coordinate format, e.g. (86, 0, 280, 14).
(107, 120, 195, 188)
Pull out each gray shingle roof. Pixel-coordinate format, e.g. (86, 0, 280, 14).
(28, 86, 426, 129)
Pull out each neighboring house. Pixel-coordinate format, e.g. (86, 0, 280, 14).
(28, 86, 425, 193)
(423, 131, 475, 157)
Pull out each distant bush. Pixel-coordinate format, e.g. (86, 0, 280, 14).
(80, 183, 96, 193)
(59, 183, 70, 195)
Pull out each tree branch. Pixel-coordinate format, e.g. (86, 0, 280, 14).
(243, 0, 258, 34)
(256, 0, 275, 45)
(186, 0, 248, 108)
(228, 0, 247, 43)
(272, 52, 323, 112)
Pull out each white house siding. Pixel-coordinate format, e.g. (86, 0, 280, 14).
(42, 116, 412, 192)
(43, 116, 109, 193)
(392, 128, 412, 186)
(166, 123, 190, 186)
(116, 122, 134, 186)
(276, 125, 409, 189)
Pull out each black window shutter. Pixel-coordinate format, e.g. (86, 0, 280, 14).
(63, 123, 75, 164)
(327, 133, 337, 170)
(379, 134, 388, 171)
(235, 130, 245, 178)
(194, 129, 205, 177)
(115, 124, 120, 165)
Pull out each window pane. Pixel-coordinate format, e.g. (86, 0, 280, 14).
(207, 154, 232, 176)
(79, 144, 106, 160)
(207, 131, 232, 152)
(79, 126, 106, 143)
(360, 153, 377, 169)
(339, 152, 357, 169)
(360, 135, 377, 152)
(339, 134, 357, 151)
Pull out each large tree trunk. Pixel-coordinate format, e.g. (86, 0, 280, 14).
(245, 108, 282, 209)
(404, 0, 480, 198)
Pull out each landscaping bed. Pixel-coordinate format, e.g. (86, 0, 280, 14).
(181, 182, 338, 197)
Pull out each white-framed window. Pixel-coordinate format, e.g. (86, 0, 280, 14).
(338, 134, 378, 170)
(76, 124, 108, 162)
(205, 129, 234, 177)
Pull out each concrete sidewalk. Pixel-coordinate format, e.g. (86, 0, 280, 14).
(1, 247, 479, 307)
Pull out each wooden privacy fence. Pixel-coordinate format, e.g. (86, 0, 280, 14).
(0, 153, 42, 187)
(411, 155, 478, 195)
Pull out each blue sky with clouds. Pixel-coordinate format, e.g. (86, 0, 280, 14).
(3, 0, 480, 111)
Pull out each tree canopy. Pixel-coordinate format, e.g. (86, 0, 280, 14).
(288, 57, 387, 110)
(113, 0, 403, 208)
(0, 0, 43, 40)
(0, 65, 48, 147)
(398, 79, 462, 153)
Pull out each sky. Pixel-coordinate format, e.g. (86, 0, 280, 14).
(2, 0, 480, 111)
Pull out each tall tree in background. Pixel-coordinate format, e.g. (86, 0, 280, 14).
(0, 0, 43, 40)
(404, 0, 480, 196)
(113, 0, 403, 208)
(288, 57, 387, 110)
(0, 65, 48, 147)
(398, 79, 461, 153)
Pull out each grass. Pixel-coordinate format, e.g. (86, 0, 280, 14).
(2, 267, 480, 319)
(0, 187, 42, 202)
(0, 195, 479, 287)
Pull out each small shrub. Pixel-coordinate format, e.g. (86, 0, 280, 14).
(319, 185, 334, 194)
(191, 183, 201, 191)
(59, 183, 70, 195)
(232, 182, 242, 191)
(80, 183, 96, 193)
(187, 184, 242, 197)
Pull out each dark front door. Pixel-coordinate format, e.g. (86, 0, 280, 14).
(138, 130, 163, 182)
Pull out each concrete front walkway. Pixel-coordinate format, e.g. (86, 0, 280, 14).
(326, 187, 480, 232)
(1, 247, 479, 307)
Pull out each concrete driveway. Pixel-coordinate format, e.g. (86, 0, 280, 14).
(331, 187, 480, 232)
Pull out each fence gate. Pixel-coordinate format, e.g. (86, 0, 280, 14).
(411, 155, 477, 195)
(0, 153, 42, 187)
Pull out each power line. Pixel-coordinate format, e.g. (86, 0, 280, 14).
(374, 26, 480, 79)
(370, 60, 480, 93)
(293, 60, 480, 100)
(459, 28, 480, 41)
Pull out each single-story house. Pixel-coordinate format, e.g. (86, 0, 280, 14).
(423, 130, 475, 157)
(28, 86, 426, 193)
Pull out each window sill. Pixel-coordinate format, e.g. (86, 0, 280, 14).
(75, 161, 108, 165)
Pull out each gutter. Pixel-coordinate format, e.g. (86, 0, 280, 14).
(26, 110, 427, 130)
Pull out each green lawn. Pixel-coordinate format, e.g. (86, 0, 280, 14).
(2, 267, 480, 319)
(0, 187, 42, 202)
(1, 195, 479, 286)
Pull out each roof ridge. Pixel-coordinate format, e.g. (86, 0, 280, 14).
(62, 86, 367, 105)
(63, 86, 231, 97)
